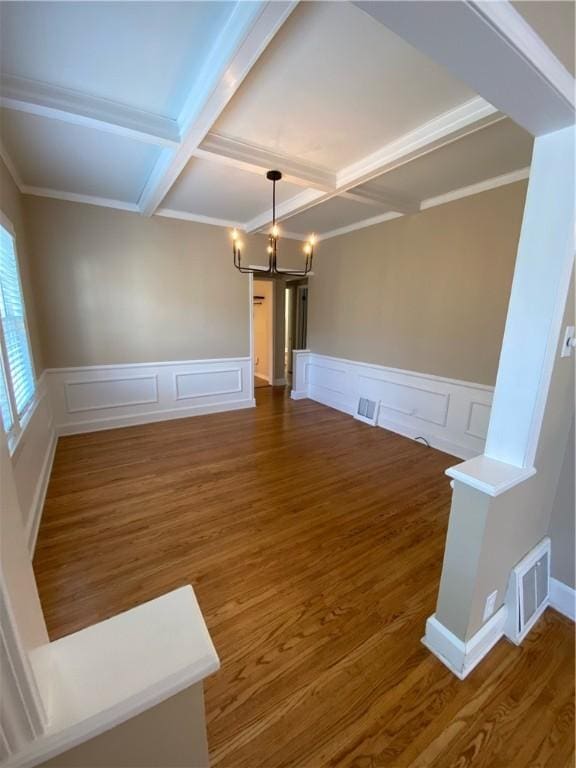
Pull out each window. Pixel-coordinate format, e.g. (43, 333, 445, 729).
(0, 217, 36, 446)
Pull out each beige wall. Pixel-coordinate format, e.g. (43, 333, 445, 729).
(40, 685, 209, 768)
(0, 159, 44, 373)
(436, 273, 575, 640)
(308, 181, 528, 386)
(548, 418, 575, 590)
(23, 197, 257, 368)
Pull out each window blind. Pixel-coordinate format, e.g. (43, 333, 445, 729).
(0, 225, 35, 426)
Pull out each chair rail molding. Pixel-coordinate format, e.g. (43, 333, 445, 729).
(46, 357, 255, 435)
(291, 350, 493, 460)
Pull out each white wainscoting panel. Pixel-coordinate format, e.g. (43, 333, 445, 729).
(48, 357, 254, 435)
(10, 373, 57, 554)
(292, 351, 493, 459)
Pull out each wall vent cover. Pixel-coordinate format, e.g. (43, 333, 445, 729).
(504, 537, 550, 645)
(355, 397, 380, 426)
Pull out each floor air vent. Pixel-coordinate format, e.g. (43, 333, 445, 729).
(355, 397, 380, 426)
(505, 537, 550, 645)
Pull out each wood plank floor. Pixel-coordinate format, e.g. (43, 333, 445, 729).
(34, 387, 575, 768)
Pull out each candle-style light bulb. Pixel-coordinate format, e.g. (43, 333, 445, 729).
(303, 243, 312, 256)
(232, 229, 238, 241)
(236, 240, 243, 250)
(272, 224, 279, 238)
(267, 245, 273, 254)
(309, 234, 316, 246)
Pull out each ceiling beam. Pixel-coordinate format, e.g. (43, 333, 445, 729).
(352, 0, 575, 137)
(342, 184, 420, 214)
(194, 132, 336, 191)
(138, 1, 299, 216)
(0, 75, 180, 148)
(245, 96, 501, 232)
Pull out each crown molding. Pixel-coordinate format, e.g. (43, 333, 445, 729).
(21, 186, 140, 213)
(0, 139, 24, 191)
(155, 208, 244, 230)
(421, 167, 530, 210)
(246, 97, 502, 230)
(318, 167, 530, 241)
(0, 75, 180, 148)
(195, 132, 336, 191)
(138, 1, 299, 217)
(343, 184, 420, 214)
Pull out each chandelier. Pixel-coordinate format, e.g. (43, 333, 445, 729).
(232, 170, 315, 276)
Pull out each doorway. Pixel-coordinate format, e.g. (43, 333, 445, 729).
(285, 279, 308, 383)
(253, 279, 274, 389)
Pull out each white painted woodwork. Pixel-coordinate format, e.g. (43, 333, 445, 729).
(291, 351, 494, 460)
(0, 2, 236, 119)
(47, 358, 254, 435)
(1, 110, 159, 204)
(138, 1, 298, 215)
(161, 156, 303, 222)
(422, 606, 508, 680)
(246, 97, 501, 232)
(485, 126, 575, 469)
(9, 374, 57, 554)
(9, 587, 219, 768)
(0, 76, 180, 148)
(353, 0, 575, 137)
(195, 132, 336, 191)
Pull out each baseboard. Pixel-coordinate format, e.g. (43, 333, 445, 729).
(422, 608, 507, 679)
(56, 398, 256, 436)
(290, 390, 308, 400)
(26, 427, 58, 555)
(550, 577, 576, 621)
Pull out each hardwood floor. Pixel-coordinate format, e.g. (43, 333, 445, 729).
(34, 388, 575, 768)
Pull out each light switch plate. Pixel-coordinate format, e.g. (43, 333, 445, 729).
(561, 326, 575, 358)
(483, 590, 498, 621)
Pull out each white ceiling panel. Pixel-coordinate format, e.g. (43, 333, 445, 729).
(162, 158, 304, 222)
(0, 1, 238, 119)
(364, 119, 533, 202)
(214, 1, 477, 170)
(1, 109, 159, 202)
(512, 1, 575, 76)
(281, 196, 384, 236)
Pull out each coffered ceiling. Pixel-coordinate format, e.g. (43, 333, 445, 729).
(0, 1, 573, 240)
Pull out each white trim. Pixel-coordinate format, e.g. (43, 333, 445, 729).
(0, 140, 24, 192)
(21, 187, 140, 213)
(318, 168, 529, 241)
(422, 607, 508, 680)
(352, 0, 575, 136)
(246, 97, 501, 232)
(291, 351, 494, 460)
(421, 167, 531, 210)
(504, 537, 551, 645)
(549, 578, 576, 622)
(26, 429, 57, 557)
(446, 455, 537, 497)
(55, 398, 255, 437)
(195, 132, 336, 191)
(343, 187, 419, 214)
(63, 375, 159, 413)
(139, 1, 298, 216)
(45, 357, 251, 374)
(290, 390, 307, 400)
(0, 75, 180, 148)
(174, 368, 242, 401)
(47, 357, 255, 435)
(155, 208, 244, 229)
(7, 586, 218, 768)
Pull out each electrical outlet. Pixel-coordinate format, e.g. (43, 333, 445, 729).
(483, 590, 498, 621)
